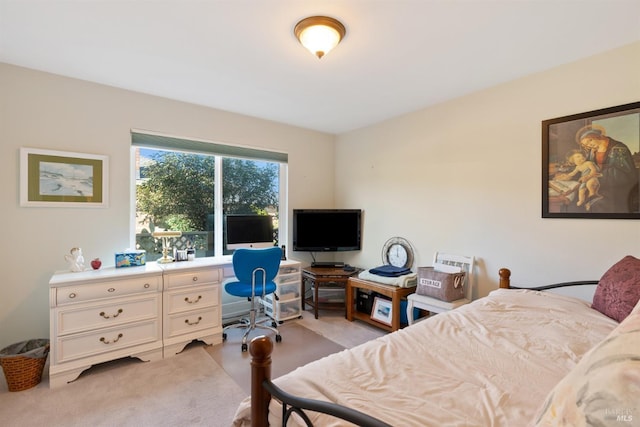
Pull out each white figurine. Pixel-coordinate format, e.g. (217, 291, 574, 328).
(65, 247, 85, 272)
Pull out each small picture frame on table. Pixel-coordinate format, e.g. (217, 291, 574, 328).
(371, 297, 392, 326)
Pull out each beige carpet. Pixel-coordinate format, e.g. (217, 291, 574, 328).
(0, 310, 386, 427)
(0, 345, 247, 427)
(295, 310, 386, 348)
(208, 320, 346, 395)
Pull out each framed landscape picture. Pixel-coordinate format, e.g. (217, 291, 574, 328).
(20, 148, 109, 207)
(542, 101, 640, 219)
(371, 297, 392, 326)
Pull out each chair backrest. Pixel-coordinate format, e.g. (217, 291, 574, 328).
(433, 252, 475, 301)
(232, 247, 282, 286)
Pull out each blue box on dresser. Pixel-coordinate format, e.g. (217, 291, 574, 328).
(115, 250, 146, 268)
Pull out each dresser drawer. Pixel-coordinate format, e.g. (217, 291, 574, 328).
(55, 319, 160, 363)
(164, 306, 220, 338)
(165, 285, 219, 315)
(275, 281, 300, 301)
(165, 269, 220, 289)
(262, 297, 301, 320)
(56, 276, 161, 306)
(276, 272, 300, 286)
(56, 294, 160, 336)
(279, 265, 300, 275)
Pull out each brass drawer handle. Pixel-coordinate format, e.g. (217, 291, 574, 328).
(108, 288, 116, 293)
(99, 309, 123, 319)
(100, 333, 123, 344)
(68, 292, 77, 299)
(185, 316, 202, 326)
(192, 276, 198, 282)
(184, 295, 202, 304)
(144, 283, 150, 289)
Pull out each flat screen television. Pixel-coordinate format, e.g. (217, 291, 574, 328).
(225, 214, 274, 250)
(292, 209, 362, 252)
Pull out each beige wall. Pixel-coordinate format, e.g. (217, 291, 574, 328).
(0, 63, 335, 348)
(336, 42, 640, 298)
(1, 42, 639, 348)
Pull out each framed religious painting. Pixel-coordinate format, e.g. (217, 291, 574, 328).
(20, 147, 109, 207)
(542, 101, 640, 219)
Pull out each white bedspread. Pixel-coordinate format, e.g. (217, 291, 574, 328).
(232, 289, 618, 427)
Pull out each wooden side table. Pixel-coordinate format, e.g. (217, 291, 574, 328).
(346, 277, 416, 332)
(301, 267, 360, 319)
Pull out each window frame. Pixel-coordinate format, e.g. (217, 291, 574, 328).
(130, 130, 288, 258)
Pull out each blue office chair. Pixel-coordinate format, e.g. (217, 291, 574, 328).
(222, 247, 282, 352)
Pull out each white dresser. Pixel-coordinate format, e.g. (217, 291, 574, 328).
(159, 259, 223, 357)
(49, 256, 295, 387)
(49, 264, 164, 388)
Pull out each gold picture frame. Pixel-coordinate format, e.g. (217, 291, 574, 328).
(20, 148, 109, 207)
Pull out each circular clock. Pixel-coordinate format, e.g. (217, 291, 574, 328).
(381, 237, 414, 269)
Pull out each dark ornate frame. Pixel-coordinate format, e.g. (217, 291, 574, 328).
(542, 101, 640, 219)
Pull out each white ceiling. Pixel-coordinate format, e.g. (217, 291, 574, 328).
(1, 0, 639, 134)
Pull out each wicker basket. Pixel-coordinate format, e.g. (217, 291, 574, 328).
(0, 339, 50, 392)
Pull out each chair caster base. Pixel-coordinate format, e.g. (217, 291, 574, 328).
(241, 343, 248, 352)
(275, 334, 282, 343)
(222, 333, 227, 341)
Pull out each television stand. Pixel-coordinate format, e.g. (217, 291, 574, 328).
(311, 261, 345, 268)
(301, 266, 360, 319)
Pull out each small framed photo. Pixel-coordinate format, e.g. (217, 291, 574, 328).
(20, 148, 109, 207)
(370, 297, 392, 326)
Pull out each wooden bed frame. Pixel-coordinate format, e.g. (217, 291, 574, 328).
(245, 268, 599, 427)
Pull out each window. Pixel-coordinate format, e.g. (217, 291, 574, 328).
(131, 131, 287, 261)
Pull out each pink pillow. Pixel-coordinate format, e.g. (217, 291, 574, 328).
(591, 255, 640, 322)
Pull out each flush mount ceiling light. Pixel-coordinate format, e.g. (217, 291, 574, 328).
(294, 16, 346, 59)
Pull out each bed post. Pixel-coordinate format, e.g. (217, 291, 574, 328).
(499, 268, 511, 289)
(250, 335, 273, 427)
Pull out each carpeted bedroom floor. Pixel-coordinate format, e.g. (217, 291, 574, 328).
(0, 310, 385, 427)
(207, 321, 345, 395)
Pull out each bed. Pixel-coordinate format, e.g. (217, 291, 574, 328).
(233, 257, 640, 427)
